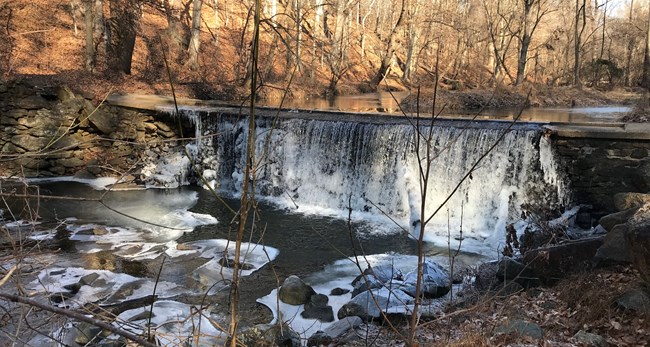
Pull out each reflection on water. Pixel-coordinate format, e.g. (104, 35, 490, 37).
(262, 92, 629, 123)
(261, 91, 410, 113)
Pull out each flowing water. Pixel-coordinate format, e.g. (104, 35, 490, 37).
(2, 106, 578, 344)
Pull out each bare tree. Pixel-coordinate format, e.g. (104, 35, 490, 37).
(107, 0, 142, 74)
(371, 0, 407, 86)
(643, 0, 650, 89)
(515, 0, 553, 85)
(187, 0, 203, 69)
(83, 0, 96, 71)
(574, 0, 587, 87)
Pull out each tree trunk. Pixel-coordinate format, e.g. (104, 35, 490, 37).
(108, 0, 140, 74)
(84, 0, 95, 72)
(625, 0, 635, 86)
(371, 0, 407, 86)
(643, 1, 650, 89)
(187, 0, 203, 69)
(574, 0, 586, 87)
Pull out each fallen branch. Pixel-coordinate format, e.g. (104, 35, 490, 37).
(0, 292, 158, 347)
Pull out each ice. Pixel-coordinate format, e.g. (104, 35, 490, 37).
(117, 300, 226, 346)
(187, 239, 280, 292)
(29, 267, 185, 308)
(26, 176, 119, 190)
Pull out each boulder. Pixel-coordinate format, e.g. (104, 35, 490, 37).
(496, 257, 533, 283)
(401, 260, 450, 298)
(594, 225, 632, 265)
(278, 275, 316, 305)
(352, 264, 404, 286)
(88, 108, 117, 134)
(494, 319, 543, 340)
(351, 274, 383, 298)
(614, 192, 650, 211)
(341, 287, 413, 320)
(238, 323, 300, 347)
(475, 261, 499, 291)
(301, 294, 334, 322)
(616, 288, 650, 314)
(626, 219, 650, 285)
(599, 207, 639, 232)
(572, 330, 607, 347)
(330, 288, 350, 296)
(523, 237, 603, 283)
(307, 316, 362, 347)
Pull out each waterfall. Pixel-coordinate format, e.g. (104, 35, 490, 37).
(180, 109, 570, 254)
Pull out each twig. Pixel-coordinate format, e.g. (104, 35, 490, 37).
(0, 292, 158, 347)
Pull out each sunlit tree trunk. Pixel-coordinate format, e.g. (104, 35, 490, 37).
(107, 0, 141, 74)
(188, 0, 203, 69)
(371, 0, 407, 86)
(83, 0, 95, 71)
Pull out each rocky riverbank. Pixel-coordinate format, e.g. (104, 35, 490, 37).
(0, 78, 190, 186)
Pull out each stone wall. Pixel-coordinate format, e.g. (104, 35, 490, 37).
(0, 79, 187, 183)
(552, 135, 650, 213)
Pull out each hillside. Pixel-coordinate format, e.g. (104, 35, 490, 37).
(0, 0, 645, 108)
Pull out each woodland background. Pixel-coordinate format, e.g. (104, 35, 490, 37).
(0, 0, 648, 103)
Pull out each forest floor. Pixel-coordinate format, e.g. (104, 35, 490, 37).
(355, 265, 650, 347)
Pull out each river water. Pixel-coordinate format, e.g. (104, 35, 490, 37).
(3, 96, 618, 344)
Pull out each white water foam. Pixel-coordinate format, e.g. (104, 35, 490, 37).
(181, 113, 570, 256)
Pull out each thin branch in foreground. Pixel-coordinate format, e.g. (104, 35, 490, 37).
(0, 293, 158, 347)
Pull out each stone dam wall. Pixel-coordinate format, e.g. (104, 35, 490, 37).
(1, 83, 648, 215)
(548, 125, 650, 214)
(0, 80, 190, 182)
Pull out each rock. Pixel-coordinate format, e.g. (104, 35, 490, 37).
(56, 86, 76, 101)
(343, 287, 413, 320)
(79, 273, 100, 286)
(278, 275, 316, 305)
(614, 192, 650, 211)
(401, 260, 450, 298)
(352, 264, 403, 286)
(238, 323, 301, 347)
(88, 108, 117, 134)
(330, 287, 350, 296)
(616, 288, 650, 314)
(307, 332, 332, 347)
(594, 225, 632, 265)
(523, 237, 603, 283)
(74, 322, 109, 345)
(351, 274, 383, 298)
(10, 134, 49, 152)
(301, 294, 334, 322)
(494, 319, 543, 340)
(626, 218, 650, 285)
(475, 261, 499, 291)
(573, 330, 607, 347)
(337, 302, 367, 321)
(599, 207, 638, 232)
(56, 157, 86, 168)
(323, 316, 362, 339)
(14, 95, 50, 110)
(497, 257, 532, 283)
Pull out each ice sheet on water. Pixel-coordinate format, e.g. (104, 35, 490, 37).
(29, 267, 185, 308)
(116, 300, 226, 346)
(186, 239, 280, 293)
(25, 176, 119, 190)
